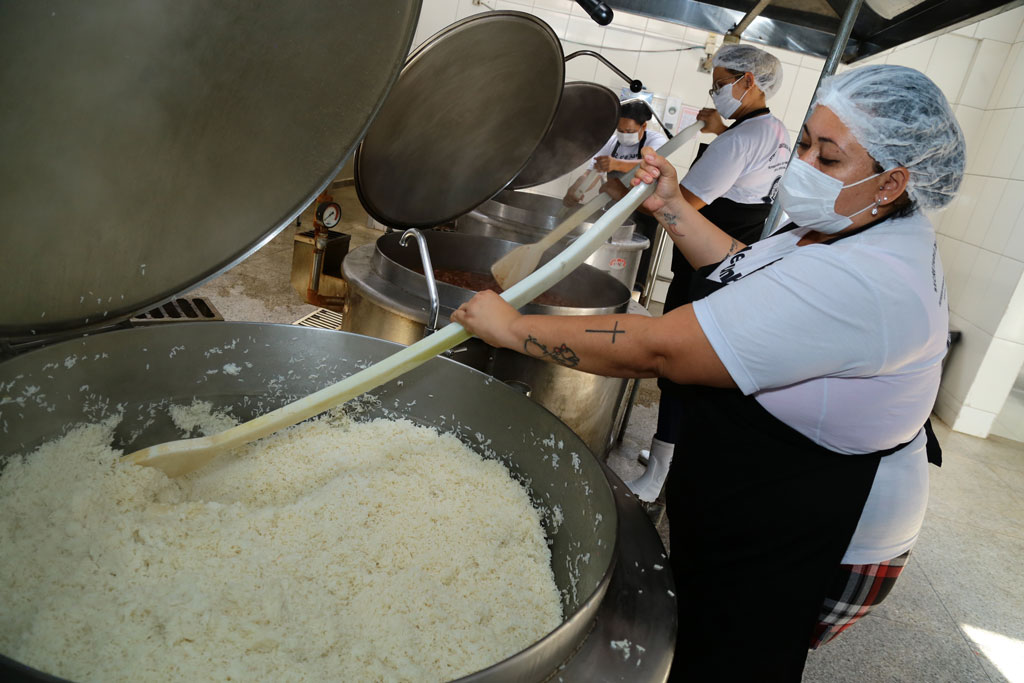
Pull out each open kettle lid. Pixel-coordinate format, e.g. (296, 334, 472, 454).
(509, 82, 620, 190)
(354, 11, 565, 229)
(0, 0, 420, 344)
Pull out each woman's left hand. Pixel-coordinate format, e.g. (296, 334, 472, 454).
(450, 290, 521, 349)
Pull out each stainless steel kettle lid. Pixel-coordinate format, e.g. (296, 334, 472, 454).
(0, 0, 420, 343)
(510, 82, 619, 190)
(354, 11, 564, 229)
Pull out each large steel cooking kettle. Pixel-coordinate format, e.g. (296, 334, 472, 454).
(0, 323, 674, 681)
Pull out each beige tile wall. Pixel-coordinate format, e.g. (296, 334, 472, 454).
(410, 0, 1024, 437)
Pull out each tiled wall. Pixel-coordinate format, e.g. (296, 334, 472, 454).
(410, 0, 1024, 437)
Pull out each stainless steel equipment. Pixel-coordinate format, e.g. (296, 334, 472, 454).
(509, 82, 620, 190)
(354, 12, 565, 229)
(341, 230, 639, 457)
(456, 190, 650, 290)
(0, 323, 675, 681)
(0, 2, 676, 678)
(0, 0, 419, 346)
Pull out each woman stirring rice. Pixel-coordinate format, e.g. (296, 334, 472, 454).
(452, 65, 964, 680)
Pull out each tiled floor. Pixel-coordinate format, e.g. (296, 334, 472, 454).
(187, 185, 1024, 683)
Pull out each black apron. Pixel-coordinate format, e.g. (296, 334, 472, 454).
(610, 132, 659, 289)
(668, 225, 941, 682)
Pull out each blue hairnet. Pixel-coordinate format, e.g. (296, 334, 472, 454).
(712, 44, 783, 98)
(815, 65, 965, 210)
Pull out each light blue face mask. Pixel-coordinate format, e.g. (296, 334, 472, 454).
(777, 158, 884, 234)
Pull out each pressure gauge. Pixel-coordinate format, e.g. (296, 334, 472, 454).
(316, 201, 342, 228)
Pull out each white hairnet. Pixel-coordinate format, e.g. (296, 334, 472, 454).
(712, 44, 783, 98)
(815, 65, 965, 210)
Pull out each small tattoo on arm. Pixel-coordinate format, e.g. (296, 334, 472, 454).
(722, 238, 741, 259)
(659, 211, 685, 237)
(585, 321, 626, 344)
(523, 335, 580, 368)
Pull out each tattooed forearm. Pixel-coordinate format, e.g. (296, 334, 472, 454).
(585, 321, 626, 344)
(721, 238, 741, 259)
(658, 211, 685, 237)
(523, 335, 580, 368)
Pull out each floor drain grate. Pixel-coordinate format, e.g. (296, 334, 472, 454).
(132, 297, 223, 324)
(293, 308, 344, 330)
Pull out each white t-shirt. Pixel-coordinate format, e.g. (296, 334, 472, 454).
(592, 128, 669, 165)
(682, 113, 790, 206)
(691, 212, 948, 564)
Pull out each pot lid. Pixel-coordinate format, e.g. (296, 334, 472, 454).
(0, 0, 420, 344)
(354, 11, 565, 229)
(510, 82, 619, 190)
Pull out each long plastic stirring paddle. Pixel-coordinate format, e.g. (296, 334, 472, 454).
(124, 121, 704, 477)
(491, 121, 702, 289)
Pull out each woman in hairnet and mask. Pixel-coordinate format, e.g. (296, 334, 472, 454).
(604, 44, 791, 503)
(564, 100, 669, 292)
(453, 65, 964, 680)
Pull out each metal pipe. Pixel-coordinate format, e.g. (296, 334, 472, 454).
(727, 0, 773, 38)
(759, 0, 866, 239)
(565, 50, 644, 92)
(399, 228, 441, 335)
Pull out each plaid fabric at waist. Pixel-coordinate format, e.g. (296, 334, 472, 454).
(810, 550, 912, 649)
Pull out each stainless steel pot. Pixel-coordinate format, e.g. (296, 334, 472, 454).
(0, 323, 675, 681)
(341, 231, 639, 457)
(456, 190, 650, 289)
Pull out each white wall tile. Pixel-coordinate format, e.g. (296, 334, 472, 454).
(995, 43, 1024, 109)
(960, 249, 1001, 331)
(686, 27, 715, 48)
(953, 105, 985, 176)
(959, 40, 1010, 109)
(800, 54, 825, 71)
(610, 9, 648, 31)
(533, 0, 573, 11)
(925, 34, 978, 105)
(990, 108, 1024, 178)
(1013, 135, 1024, 181)
(635, 34, 681, 94)
(413, 0, 461, 48)
(947, 239, 979, 312)
(456, 0, 489, 20)
(563, 40, 598, 81)
(987, 256, 1024, 334)
(954, 23, 977, 38)
(671, 50, 714, 107)
(972, 109, 1014, 176)
(602, 24, 645, 51)
(941, 174, 981, 241)
(644, 17, 689, 42)
(964, 177, 1008, 247)
(985, 179, 1024, 253)
(532, 7, 569, 37)
(565, 13, 605, 46)
(1019, 13, 1024, 43)
(886, 38, 936, 72)
(496, 0, 532, 8)
(933, 383, 963, 428)
(782, 67, 820, 133)
(974, 4, 1024, 43)
(768, 61, 798, 126)
(964, 337, 1024, 413)
(950, 404, 996, 437)
(1004, 204, 1024, 261)
(759, 44, 801, 68)
(995, 271, 1024, 343)
(941, 314, 986, 404)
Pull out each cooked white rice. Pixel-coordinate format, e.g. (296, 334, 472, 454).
(0, 405, 561, 682)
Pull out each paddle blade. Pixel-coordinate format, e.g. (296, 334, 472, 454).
(122, 436, 221, 478)
(491, 243, 545, 289)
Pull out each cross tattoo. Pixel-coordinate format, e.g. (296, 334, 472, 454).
(585, 321, 626, 344)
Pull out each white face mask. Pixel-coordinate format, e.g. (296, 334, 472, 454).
(615, 130, 641, 146)
(777, 158, 884, 234)
(712, 79, 749, 119)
